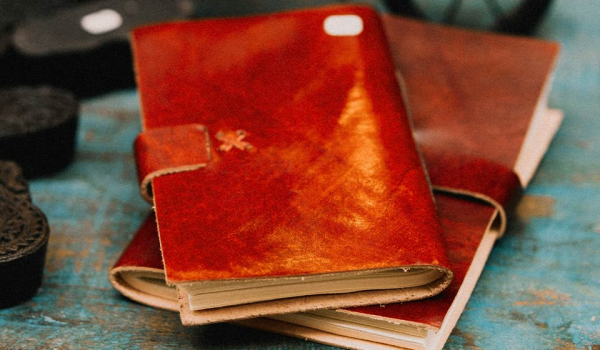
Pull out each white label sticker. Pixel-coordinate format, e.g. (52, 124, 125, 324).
(323, 15, 364, 36)
(80, 9, 123, 35)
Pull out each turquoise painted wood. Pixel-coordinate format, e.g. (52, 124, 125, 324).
(1, 0, 599, 349)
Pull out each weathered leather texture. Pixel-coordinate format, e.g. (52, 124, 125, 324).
(134, 124, 211, 202)
(112, 9, 560, 345)
(236, 192, 499, 348)
(112, 214, 163, 271)
(328, 12, 559, 330)
(130, 5, 452, 323)
(345, 192, 496, 327)
(241, 13, 560, 347)
(109, 192, 497, 330)
(384, 14, 559, 174)
(109, 192, 493, 323)
(132, 6, 449, 282)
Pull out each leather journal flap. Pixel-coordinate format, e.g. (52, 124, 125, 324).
(426, 152, 523, 238)
(134, 124, 211, 202)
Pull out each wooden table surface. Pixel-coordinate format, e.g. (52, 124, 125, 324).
(1, 0, 598, 349)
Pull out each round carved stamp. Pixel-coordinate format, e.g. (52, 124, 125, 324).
(0, 86, 79, 178)
(0, 161, 49, 308)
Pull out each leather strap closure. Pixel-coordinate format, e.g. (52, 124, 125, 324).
(134, 124, 211, 203)
(426, 154, 523, 238)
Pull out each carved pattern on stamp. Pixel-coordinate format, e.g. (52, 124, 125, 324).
(0, 162, 48, 259)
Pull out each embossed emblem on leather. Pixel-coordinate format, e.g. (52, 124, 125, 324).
(215, 130, 253, 152)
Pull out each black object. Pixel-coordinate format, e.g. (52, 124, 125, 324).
(0, 31, 8, 57)
(13, 0, 193, 55)
(1, 0, 193, 97)
(0, 0, 80, 30)
(0, 86, 79, 178)
(493, 0, 554, 35)
(0, 161, 50, 309)
(0, 41, 135, 98)
(384, 0, 554, 36)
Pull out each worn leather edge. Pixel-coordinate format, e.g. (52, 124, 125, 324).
(427, 157, 523, 238)
(134, 124, 211, 202)
(139, 164, 207, 203)
(235, 196, 502, 350)
(176, 267, 452, 326)
(433, 186, 510, 239)
(108, 266, 178, 312)
(234, 219, 499, 350)
(428, 212, 499, 350)
(108, 264, 408, 350)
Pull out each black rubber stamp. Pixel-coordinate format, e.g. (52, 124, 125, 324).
(0, 161, 49, 308)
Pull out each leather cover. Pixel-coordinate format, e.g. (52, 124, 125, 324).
(240, 14, 562, 350)
(111, 9, 562, 347)
(237, 192, 501, 350)
(109, 191, 493, 314)
(109, 213, 176, 311)
(385, 13, 560, 188)
(130, 5, 452, 325)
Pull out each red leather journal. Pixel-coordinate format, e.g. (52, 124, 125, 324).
(127, 5, 451, 325)
(109, 9, 561, 349)
(238, 15, 562, 350)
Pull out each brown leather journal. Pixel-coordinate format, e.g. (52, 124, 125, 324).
(109, 9, 561, 349)
(124, 5, 452, 326)
(236, 14, 562, 350)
